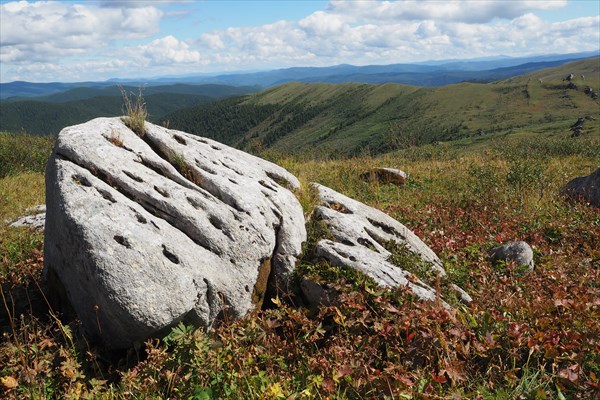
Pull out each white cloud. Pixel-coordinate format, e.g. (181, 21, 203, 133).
(191, 1, 598, 69)
(327, 0, 567, 24)
(129, 35, 202, 65)
(96, 1, 187, 8)
(0, 1, 162, 63)
(1, 0, 598, 82)
(298, 11, 348, 35)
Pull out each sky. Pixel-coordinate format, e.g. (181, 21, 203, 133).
(0, 0, 599, 83)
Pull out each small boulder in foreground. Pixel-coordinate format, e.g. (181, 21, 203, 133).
(489, 241, 534, 272)
(360, 168, 407, 186)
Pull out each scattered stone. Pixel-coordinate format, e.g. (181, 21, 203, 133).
(44, 117, 306, 348)
(562, 167, 600, 207)
(450, 283, 473, 304)
(299, 278, 338, 307)
(566, 82, 577, 90)
(310, 183, 466, 308)
(8, 205, 46, 230)
(570, 117, 586, 137)
(489, 241, 534, 272)
(583, 86, 598, 99)
(360, 168, 407, 186)
(564, 73, 574, 81)
(571, 117, 585, 128)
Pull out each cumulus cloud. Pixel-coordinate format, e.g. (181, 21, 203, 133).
(1, 0, 598, 82)
(0, 1, 162, 63)
(327, 0, 567, 24)
(95, 1, 188, 8)
(128, 35, 202, 65)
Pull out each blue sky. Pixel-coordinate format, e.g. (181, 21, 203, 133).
(1, 0, 598, 82)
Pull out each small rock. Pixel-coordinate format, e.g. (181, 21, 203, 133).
(571, 117, 585, 128)
(299, 278, 338, 307)
(566, 82, 577, 90)
(450, 283, 473, 304)
(360, 168, 407, 186)
(562, 167, 600, 207)
(8, 205, 46, 230)
(489, 241, 534, 272)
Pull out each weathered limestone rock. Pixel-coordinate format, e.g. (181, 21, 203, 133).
(311, 183, 457, 307)
(8, 205, 46, 229)
(44, 117, 306, 348)
(360, 168, 407, 186)
(489, 241, 534, 272)
(562, 167, 600, 207)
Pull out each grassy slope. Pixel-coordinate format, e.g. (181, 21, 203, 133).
(165, 58, 599, 157)
(1, 131, 598, 399)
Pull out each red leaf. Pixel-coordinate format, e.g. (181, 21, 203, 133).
(431, 372, 447, 384)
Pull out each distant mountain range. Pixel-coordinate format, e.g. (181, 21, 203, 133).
(1, 51, 597, 100)
(150, 51, 599, 87)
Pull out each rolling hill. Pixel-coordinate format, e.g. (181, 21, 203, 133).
(164, 58, 600, 157)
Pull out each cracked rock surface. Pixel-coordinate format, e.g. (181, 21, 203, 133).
(44, 117, 306, 348)
(312, 183, 455, 306)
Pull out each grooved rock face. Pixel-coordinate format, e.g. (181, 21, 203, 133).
(43, 117, 306, 348)
(311, 183, 456, 307)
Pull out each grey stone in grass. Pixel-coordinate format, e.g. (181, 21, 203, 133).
(8, 205, 46, 230)
(489, 241, 534, 272)
(562, 167, 600, 208)
(360, 168, 407, 186)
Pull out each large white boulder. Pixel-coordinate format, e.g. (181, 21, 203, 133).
(44, 117, 306, 348)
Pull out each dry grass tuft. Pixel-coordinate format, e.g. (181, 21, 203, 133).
(119, 86, 147, 137)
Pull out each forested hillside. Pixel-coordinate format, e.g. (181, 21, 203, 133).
(0, 84, 259, 135)
(0, 93, 213, 135)
(165, 58, 600, 157)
